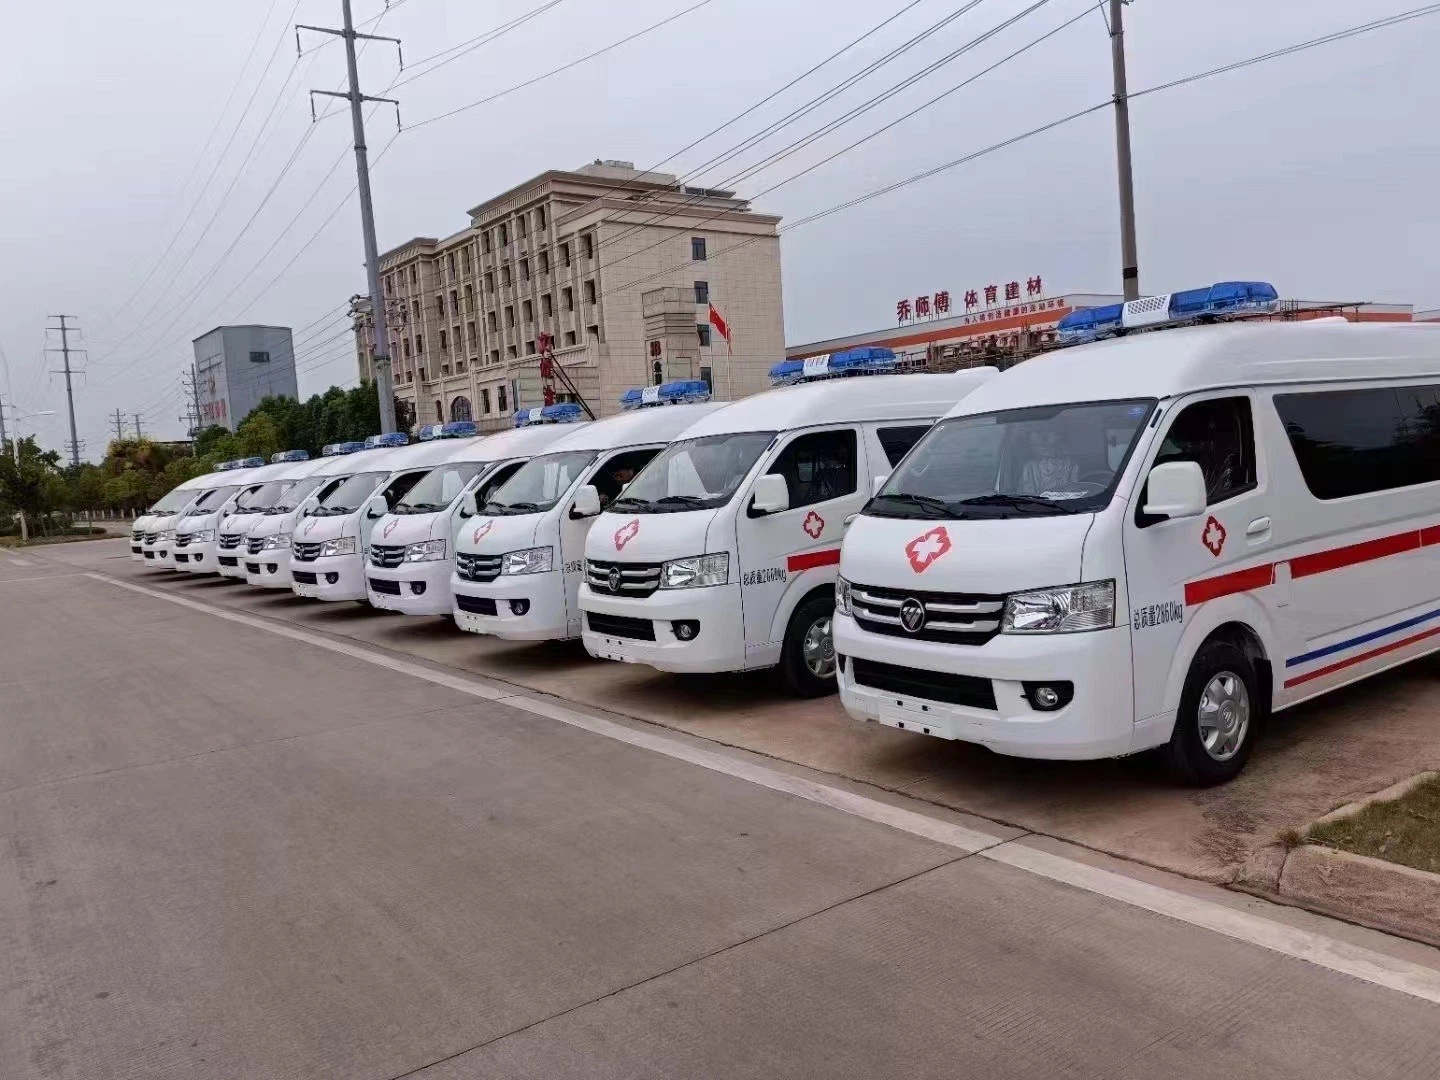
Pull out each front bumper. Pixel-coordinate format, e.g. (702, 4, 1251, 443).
(290, 552, 366, 601)
(130, 536, 145, 561)
(579, 581, 747, 673)
(834, 612, 1136, 760)
(451, 570, 570, 640)
(217, 541, 251, 578)
(366, 559, 455, 616)
(245, 545, 294, 589)
(174, 539, 219, 574)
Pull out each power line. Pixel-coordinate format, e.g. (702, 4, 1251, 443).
(390, 0, 568, 88)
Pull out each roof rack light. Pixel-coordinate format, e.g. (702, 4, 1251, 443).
(439, 420, 478, 438)
(271, 449, 310, 463)
(416, 424, 441, 441)
(514, 403, 584, 428)
(1057, 280, 1279, 346)
(769, 346, 898, 386)
(620, 379, 712, 409)
(365, 432, 410, 448)
(322, 440, 367, 456)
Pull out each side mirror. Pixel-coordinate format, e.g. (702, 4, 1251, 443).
(365, 495, 388, 519)
(458, 492, 478, 520)
(871, 474, 890, 497)
(570, 484, 602, 520)
(299, 495, 320, 518)
(1144, 461, 1208, 519)
(748, 473, 790, 517)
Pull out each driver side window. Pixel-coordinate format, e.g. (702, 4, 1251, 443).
(770, 428, 858, 510)
(1137, 396, 1256, 527)
(381, 471, 424, 509)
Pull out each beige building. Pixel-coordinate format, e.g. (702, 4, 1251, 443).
(354, 160, 785, 431)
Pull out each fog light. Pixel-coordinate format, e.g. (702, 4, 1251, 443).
(1023, 681, 1074, 711)
(325, 573, 339, 585)
(672, 620, 700, 641)
(267, 564, 278, 573)
(194, 554, 203, 562)
(411, 581, 427, 596)
(509, 599, 530, 616)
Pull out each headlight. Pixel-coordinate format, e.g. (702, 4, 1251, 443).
(661, 553, 729, 589)
(319, 536, 358, 557)
(193, 529, 215, 543)
(1002, 580, 1115, 634)
(835, 575, 852, 615)
(405, 539, 447, 563)
(161, 529, 175, 541)
(263, 535, 287, 550)
(501, 546, 553, 575)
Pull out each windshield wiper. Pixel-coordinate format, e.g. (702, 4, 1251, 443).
(655, 494, 707, 505)
(610, 496, 652, 512)
(402, 501, 445, 513)
(871, 492, 957, 517)
(484, 500, 541, 516)
(957, 493, 1074, 513)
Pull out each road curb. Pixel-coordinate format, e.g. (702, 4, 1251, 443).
(1278, 844, 1440, 948)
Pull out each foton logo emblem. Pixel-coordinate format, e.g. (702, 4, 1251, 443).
(905, 526, 951, 574)
(614, 519, 640, 551)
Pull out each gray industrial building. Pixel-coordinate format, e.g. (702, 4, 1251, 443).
(192, 325, 298, 431)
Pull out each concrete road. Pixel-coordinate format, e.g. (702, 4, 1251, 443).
(3, 547, 1440, 1079)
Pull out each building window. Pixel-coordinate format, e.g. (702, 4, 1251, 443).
(450, 290, 459, 315)
(583, 279, 596, 304)
(384, 275, 393, 296)
(504, 306, 515, 329)
(487, 311, 498, 332)
(652, 360, 663, 386)
(450, 396, 473, 422)
(441, 363, 450, 376)
(563, 287, 574, 311)
(691, 237, 707, 261)
(541, 294, 553, 317)
(462, 249, 472, 276)
(521, 258, 530, 282)
(409, 266, 417, 284)
(483, 232, 492, 254)
(537, 205, 547, 230)
(464, 284, 474, 311)
(415, 334, 424, 353)
(485, 272, 494, 293)
(560, 242, 571, 267)
(438, 329, 448, 351)
(249, 350, 271, 364)
(522, 299, 533, 323)
(539, 251, 549, 275)
(525, 340, 536, 355)
(587, 323, 600, 343)
(502, 265, 512, 287)
(435, 401, 444, 422)
(447, 253, 456, 276)
(564, 330, 577, 346)
(467, 320, 476, 343)
(457, 359, 467, 374)
(403, 338, 412, 357)
(507, 344, 517, 359)
(499, 223, 508, 246)
(435, 296, 445, 318)
(694, 280, 709, 305)
(700, 366, 712, 391)
(411, 299, 420, 320)
(498, 385, 508, 413)
(490, 348, 500, 365)
(582, 233, 595, 260)
(481, 388, 491, 414)
(517, 215, 527, 237)
(697, 324, 712, 347)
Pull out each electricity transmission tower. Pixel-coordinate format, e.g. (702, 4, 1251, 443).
(46, 314, 84, 466)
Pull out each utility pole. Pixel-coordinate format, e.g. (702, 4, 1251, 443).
(46, 315, 83, 466)
(299, 4, 402, 434)
(111, 408, 127, 442)
(1108, 0, 1140, 301)
(0, 396, 7, 449)
(133, 414, 144, 440)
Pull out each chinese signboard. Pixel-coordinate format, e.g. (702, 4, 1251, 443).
(898, 276, 1046, 324)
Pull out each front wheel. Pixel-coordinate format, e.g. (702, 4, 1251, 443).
(779, 593, 837, 697)
(1162, 639, 1262, 785)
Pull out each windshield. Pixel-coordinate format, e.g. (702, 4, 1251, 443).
(315, 472, 388, 515)
(189, 485, 242, 513)
(273, 475, 328, 513)
(612, 431, 776, 513)
(869, 399, 1155, 519)
(396, 461, 487, 514)
(236, 479, 292, 512)
(148, 488, 193, 514)
(485, 451, 597, 515)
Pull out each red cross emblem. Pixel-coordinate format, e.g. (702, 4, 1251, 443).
(303, 519, 318, 535)
(471, 520, 493, 545)
(382, 519, 398, 539)
(1202, 516, 1227, 557)
(614, 519, 640, 551)
(802, 511, 825, 539)
(905, 526, 951, 573)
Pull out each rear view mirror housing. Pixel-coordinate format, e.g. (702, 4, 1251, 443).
(365, 494, 388, 520)
(871, 474, 890, 497)
(298, 495, 320, 519)
(458, 492, 478, 520)
(570, 484, 602, 520)
(1144, 461, 1208, 520)
(748, 473, 790, 517)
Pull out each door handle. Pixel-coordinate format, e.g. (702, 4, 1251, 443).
(1246, 517, 1271, 537)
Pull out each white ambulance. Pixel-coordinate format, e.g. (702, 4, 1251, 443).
(835, 282, 1440, 783)
(452, 386, 723, 640)
(132, 470, 223, 562)
(174, 455, 307, 575)
(215, 452, 325, 579)
(242, 442, 380, 589)
(579, 353, 997, 694)
(366, 421, 589, 616)
(291, 435, 481, 602)
(141, 459, 265, 569)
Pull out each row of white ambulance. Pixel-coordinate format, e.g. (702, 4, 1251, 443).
(127, 282, 1440, 784)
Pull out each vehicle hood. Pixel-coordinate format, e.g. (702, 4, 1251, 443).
(374, 511, 447, 548)
(292, 512, 356, 544)
(152, 512, 181, 531)
(177, 511, 218, 533)
(249, 512, 296, 540)
(134, 514, 157, 532)
(586, 508, 721, 563)
(220, 510, 265, 536)
(458, 512, 544, 556)
(840, 513, 1094, 595)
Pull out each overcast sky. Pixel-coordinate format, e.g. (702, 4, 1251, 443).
(3, 0, 1437, 455)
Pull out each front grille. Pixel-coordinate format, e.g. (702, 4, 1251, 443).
(586, 611, 656, 641)
(174, 534, 193, 548)
(143, 551, 155, 560)
(850, 582, 1004, 646)
(585, 559, 664, 598)
(371, 544, 405, 569)
(246, 563, 262, 575)
(131, 531, 143, 543)
(219, 534, 244, 550)
(143, 532, 159, 543)
(293, 570, 318, 585)
(175, 553, 190, 563)
(851, 657, 996, 711)
(219, 556, 239, 568)
(456, 551, 502, 583)
(292, 542, 323, 563)
(456, 594, 498, 616)
(369, 577, 401, 595)
(247, 537, 266, 556)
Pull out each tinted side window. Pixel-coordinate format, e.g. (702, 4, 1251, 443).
(1154, 397, 1256, 504)
(593, 448, 661, 508)
(381, 471, 425, 509)
(771, 429, 857, 509)
(877, 425, 932, 468)
(476, 462, 523, 506)
(1275, 385, 1440, 500)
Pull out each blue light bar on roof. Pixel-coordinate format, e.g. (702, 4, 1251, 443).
(769, 346, 898, 386)
(440, 421, 478, 438)
(321, 440, 367, 456)
(271, 449, 310, 463)
(416, 425, 439, 441)
(1057, 280, 1279, 346)
(620, 380, 712, 409)
(365, 432, 409, 448)
(236, 456, 266, 468)
(514, 403, 584, 427)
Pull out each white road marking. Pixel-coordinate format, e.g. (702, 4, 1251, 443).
(0, 573, 78, 585)
(6, 556, 34, 567)
(88, 571, 1440, 1006)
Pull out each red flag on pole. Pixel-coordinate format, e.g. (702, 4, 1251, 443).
(708, 303, 733, 353)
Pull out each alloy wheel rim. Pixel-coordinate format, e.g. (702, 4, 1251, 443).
(802, 615, 835, 678)
(1198, 670, 1250, 761)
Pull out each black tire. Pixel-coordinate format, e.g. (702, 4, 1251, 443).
(1162, 638, 1262, 786)
(779, 592, 837, 697)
